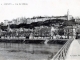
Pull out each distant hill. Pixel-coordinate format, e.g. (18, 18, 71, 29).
(0, 18, 75, 31)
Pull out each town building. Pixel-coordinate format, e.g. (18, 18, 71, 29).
(30, 26, 59, 39)
(64, 26, 77, 39)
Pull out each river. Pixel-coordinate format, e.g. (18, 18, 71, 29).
(0, 43, 63, 60)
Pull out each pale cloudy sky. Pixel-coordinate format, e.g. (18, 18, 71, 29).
(0, 0, 80, 22)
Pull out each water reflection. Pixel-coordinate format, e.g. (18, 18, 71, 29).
(0, 43, 63, 60)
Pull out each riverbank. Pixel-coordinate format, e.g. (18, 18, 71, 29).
(0, 38, 67, 44)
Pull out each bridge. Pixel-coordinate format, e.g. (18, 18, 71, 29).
(49, 38, 80, 60)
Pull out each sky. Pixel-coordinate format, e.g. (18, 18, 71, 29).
(0, 0, 80, 22)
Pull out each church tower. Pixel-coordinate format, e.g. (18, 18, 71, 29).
(67, 9, 69, 20)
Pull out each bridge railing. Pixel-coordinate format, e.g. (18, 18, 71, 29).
(49, 39, 73, 60)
